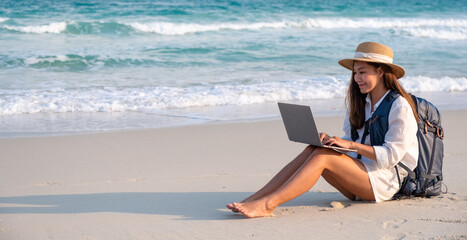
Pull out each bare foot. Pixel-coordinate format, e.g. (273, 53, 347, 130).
(233, 200, 275, 218)
(226, 196, 260, 213)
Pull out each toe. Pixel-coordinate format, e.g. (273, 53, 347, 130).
(233, 203, 248, 216)
(226, 203, 239, 213)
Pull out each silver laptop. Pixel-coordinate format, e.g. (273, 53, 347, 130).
(278, 102, 356, 152)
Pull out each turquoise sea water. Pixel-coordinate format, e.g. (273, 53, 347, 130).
(1, 0, 467, 137)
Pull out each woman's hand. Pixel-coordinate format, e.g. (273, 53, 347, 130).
(319, 132, 331, 143)
(320, 133, 376, 160)
(322, 135, 354, 149)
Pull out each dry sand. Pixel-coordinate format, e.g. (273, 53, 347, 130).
(1, 110, 466, 239)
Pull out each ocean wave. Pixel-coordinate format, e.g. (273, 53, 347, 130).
(398, 28, 467, 40)
(0, 17, 8, 23)
(2, 55, 158, 70)
(2, 18, 466, 39)
(1, 21, 132, 34)
(293, 18, 467, 29)
(403, 76, 467, 92)
(126, 21, 288, 35)
(1, 76, 466, 115)
(0, 77, 347, 115)
(3, 22, 66, 34)
(126, 18, 467, 36)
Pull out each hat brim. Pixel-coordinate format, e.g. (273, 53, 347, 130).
(338, 58, 405, 79)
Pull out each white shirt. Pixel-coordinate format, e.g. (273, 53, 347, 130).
(342, 90, 419, 202)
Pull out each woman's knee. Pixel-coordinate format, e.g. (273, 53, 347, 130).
(305, 148, 328, 165)
(304, 146, 332, 155)
(312, 147, 339, 158)
(307, 148, 343, 166)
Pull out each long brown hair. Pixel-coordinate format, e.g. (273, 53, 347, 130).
(346, 62, 419, 130)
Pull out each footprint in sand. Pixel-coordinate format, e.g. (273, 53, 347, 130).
(381, 218, 408, 229)
(279, 207, 295, 215)
(381, 232, 425, 240)
(419, 218, 467, 224)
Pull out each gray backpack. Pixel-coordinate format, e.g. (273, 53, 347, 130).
(394, 95, 445, 198)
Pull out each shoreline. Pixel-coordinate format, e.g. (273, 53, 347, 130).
(1, 107, 466, 140)
(2, 91, 467, 139)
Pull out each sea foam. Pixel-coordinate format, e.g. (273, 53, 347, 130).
(294, 18, 467, 29)
(399, 28, 467, 40)
(124, 18, 467, 40)
(403, 76, 467, 92)
(1, 76, 466, 115)
(3, 18, 466, 41)
(127, 21, 288, 35)
(3, 22, 66, 34)
(0, 77, 347, 115)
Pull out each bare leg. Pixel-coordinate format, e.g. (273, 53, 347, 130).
(233, 148, 374, 217)
(322, 170, 356, 201)
(227, 146, 316, 212)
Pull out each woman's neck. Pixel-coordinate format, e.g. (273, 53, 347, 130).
(369, 86, 389, 112)
(370, 87, 388, 104)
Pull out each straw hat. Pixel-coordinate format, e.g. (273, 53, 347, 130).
(338, 42, 405, 79)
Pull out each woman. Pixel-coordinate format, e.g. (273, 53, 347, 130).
(226, 42, 419, 218)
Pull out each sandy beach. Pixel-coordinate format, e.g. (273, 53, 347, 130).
(0, 110, 466, 240)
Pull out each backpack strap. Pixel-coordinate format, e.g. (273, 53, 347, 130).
(421, 124, 442, 190)
(351, 127, 359, 142)
(395, 164, 402, 188)
(395, 162, 416, 190)
(355, 120, 370, 160)
(397, 162, 416, 179)
(424, 119, 444, 139)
